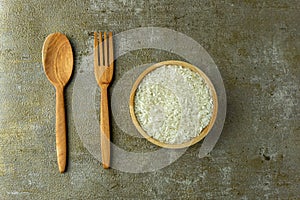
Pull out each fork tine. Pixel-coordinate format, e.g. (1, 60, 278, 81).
(99, 32, 104, 67)
(108, 32, 113, 67)
(103, 32, 108, 67)
(94, 32, 99, 67)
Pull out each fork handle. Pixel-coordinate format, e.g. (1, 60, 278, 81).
(100, 85, 110, 169)
(55, 87, 67, 173)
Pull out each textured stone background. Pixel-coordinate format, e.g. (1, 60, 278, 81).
(0, 0, 299, 199)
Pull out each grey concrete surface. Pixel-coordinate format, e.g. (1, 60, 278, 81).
(0, 0, 299, 199)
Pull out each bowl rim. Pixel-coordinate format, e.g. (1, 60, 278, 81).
(129, 60, 218, 149)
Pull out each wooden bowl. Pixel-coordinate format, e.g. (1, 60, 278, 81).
(129, 60, 218, 149)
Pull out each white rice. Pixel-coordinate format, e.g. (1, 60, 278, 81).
(134, 65, 213, 144)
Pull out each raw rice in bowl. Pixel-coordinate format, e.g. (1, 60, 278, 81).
(129, 60, 218, 149)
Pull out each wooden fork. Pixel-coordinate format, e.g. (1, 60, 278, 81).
(94, 32, 114, 169)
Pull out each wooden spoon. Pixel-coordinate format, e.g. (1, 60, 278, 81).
(42, 33, 73, 173)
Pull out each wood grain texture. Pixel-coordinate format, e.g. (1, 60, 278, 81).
(100, 85, 110, 169)
(42, 32, 73, 173)
(129, 60, 218, 149)
(94, 32, 114, 168)
(55, 87, 67, 173)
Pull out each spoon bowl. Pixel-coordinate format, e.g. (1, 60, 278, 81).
(42, 33, 73, 88)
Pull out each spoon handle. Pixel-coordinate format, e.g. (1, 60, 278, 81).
(100, 86, 110, 169)
(56, 87, 67, 173)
